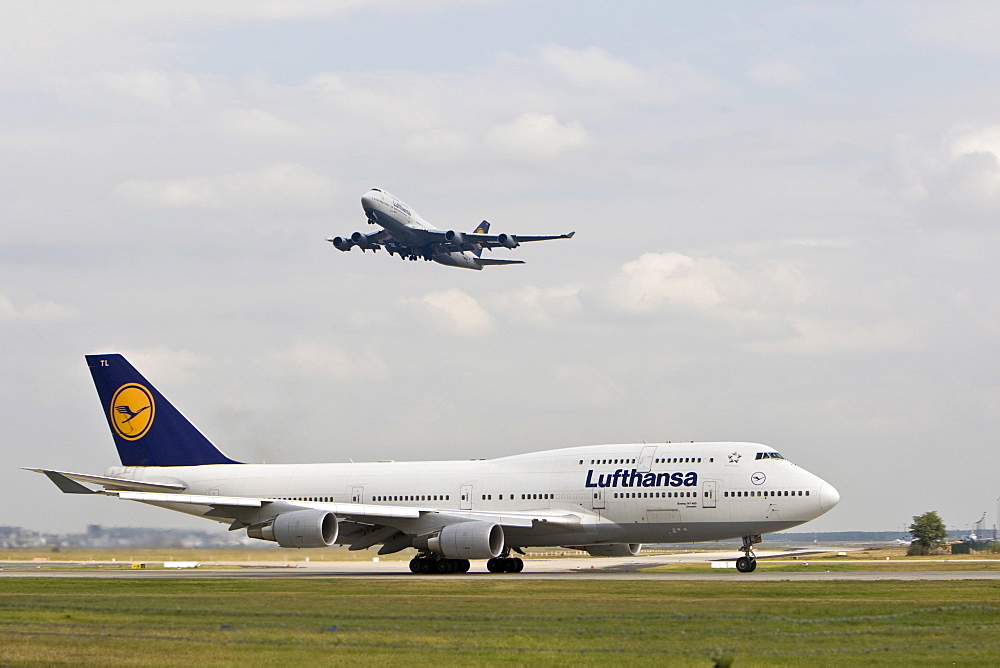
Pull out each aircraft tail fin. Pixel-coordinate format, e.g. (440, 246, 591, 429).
(86, 354, 240, 467)
(472, 220, 490, 257)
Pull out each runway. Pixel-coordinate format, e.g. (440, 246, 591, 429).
(4, 553, 1000, 581)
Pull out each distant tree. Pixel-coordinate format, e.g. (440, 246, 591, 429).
(909, 511, 948, 551)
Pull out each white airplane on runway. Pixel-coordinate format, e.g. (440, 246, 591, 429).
(327, 188, 575, 270)
(29, 355, 839, 574)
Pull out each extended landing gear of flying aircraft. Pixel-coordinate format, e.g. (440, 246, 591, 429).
(736, 534, 761, 573)
(409, 554, 471, 574)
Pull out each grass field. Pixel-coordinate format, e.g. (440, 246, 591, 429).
(2, 578, 999, 666)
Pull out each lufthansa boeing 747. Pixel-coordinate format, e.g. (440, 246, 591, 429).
(29, 355, 839, 573)
(327, 189, 575, 270)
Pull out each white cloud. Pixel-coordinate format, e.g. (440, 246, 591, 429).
(537, 45, 721, 106)
(404, 129, 475, 165)
(603, 252, 812, 323)
(114, 162, 334, 210)
(946, 125, 1000, 160)
(555, 363, 625, 406)
(117, 346, 209, 385)
(489, 283, 583, 326)
(539, 45, 645, 89)
(606, 252, 728, 314)
(406, 289, 494, 336)
(483, 112, 589, 162)
(0, 295, 77, 322)
(752, 317, 912, 354)
(273, 339, 388, 381)
(889, 125, 1000, 222)
(218, 108, 301, 141)
(905, 2, 1000, 55)
(749, 60, 806, 86)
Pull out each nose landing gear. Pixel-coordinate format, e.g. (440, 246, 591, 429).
(736, 534, 761, 573)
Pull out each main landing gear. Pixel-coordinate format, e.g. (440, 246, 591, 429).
(409, 554, 470, 574)
(408, 549, 525, 574)
(486, 556, 524, 573)
(736, 534, 761, 573)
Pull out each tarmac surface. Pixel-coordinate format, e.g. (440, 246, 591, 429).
(3, 551, 1000, 581)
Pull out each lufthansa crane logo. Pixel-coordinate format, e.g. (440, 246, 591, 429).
(110, 383, 155, 440)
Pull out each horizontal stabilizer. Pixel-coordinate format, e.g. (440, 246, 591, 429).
(35, 470, 97, 494)
(477, 258, 525, 266)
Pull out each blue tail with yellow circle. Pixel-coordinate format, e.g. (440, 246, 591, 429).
(86, 354, 240, 467)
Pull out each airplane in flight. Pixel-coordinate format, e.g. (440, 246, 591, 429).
(327, 188, 575, 270)
(29, 355, 839, 574)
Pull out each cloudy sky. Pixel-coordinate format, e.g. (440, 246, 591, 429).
(3, 1, 998, 536)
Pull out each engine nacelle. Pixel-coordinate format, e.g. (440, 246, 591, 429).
(414, 521, 504, 559)
(331, 236, 354, 251)
(247, 510, 339, 548)
(350, 231, 370, 249)
(568, 543, 643, 557)
(497, 233, 518, 249)
(444, 230, 465, 245)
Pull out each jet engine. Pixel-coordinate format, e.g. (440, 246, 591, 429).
(331, 237, 354, 251)
(247, 510, 339, 548)
(350, 231, 370, 249)
(497, 233, 518, 249)
(413, 521, 504, 559)
(567, 543, 643, 557)
(444, 230, 465, 244)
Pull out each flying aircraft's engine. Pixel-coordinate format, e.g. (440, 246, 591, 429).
(350, 232, 370, 249)
(331, 237, 354, 251)
(497, 233, 519, 249)
(444, 230, 465, 245)
(413, 521, 504, 559)
(247, 510, 339, 548)
(567, 543, 643, 557)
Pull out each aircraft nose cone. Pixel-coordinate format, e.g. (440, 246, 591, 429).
(819, 482, 840, 512)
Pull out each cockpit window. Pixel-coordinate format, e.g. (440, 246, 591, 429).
(755, 452, 786, 460)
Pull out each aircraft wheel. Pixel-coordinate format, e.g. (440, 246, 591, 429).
(511, 557, 524, 573)
(436, 559, 453, 574)
(419, 558, 435, 574)
(458, 559, 470, 573)
(735, 556, 753, 573)
(486, 557, 502, 573)
(409, 557, 421, 573)
(747, 558, 757, 572)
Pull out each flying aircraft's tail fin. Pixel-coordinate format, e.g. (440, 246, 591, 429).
(86, 354, 241, 467)
(472, 220, 490, 257)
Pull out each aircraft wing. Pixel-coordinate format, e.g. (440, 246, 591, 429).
(416, 229, 575, 252)
(466, 231, 576, 248)
(108, 490, 581, 529)
(31, 469, 585, 552)
(326, 229, 394, 252)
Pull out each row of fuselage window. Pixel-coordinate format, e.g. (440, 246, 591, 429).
(613, 491, 698, 499)
(727, 490, 809, 498)
(582, 456, 711, 465)
(280, 489, 810, 504)
(371, 493, 567, 502)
